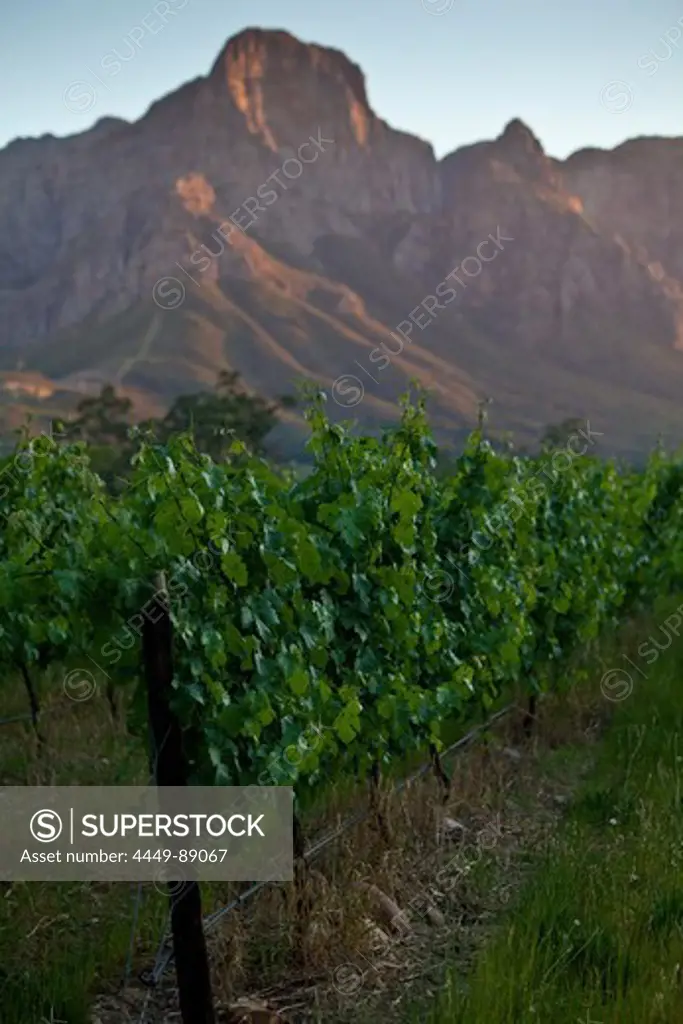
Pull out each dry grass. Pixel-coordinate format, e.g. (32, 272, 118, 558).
(0, 616, 642, 1023)
(157, 673, 606, 1022)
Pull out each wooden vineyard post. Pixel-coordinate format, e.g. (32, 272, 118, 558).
(369, 759, 392, 843)
(292, 809, 313, 961)
(105, 679, 119, 721)
(522, 694, 537, 739)
(18, 660, 44, 747)
(429, 743, 451, 803)
(143, 572, 216, 1024)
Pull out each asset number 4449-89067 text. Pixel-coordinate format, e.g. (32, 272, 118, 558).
(133, 848, 232, 863)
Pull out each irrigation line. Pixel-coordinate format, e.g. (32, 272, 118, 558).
(0, 710, 37, 727)
(0, 701, 101, 729)
(303, 702, 515, 864)
(141, 700, 517, 987)
(0, 702, 83, 729)
(0, 668, 140, 729)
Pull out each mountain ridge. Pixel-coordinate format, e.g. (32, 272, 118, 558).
(1, 27, 682, 458)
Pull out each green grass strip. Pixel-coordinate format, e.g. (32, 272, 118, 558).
(425, 634, 683, 1024)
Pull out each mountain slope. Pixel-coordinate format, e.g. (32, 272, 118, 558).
(1, 28, 683, 458)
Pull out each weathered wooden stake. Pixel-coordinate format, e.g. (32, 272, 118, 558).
(18, 660, 44, 746)
(369, 759, 392, 843)
(522, 693, 537, 739)
(429, 743, 451, 802)
(292, 810, 311, 958)
(143, 572, 215, 1024)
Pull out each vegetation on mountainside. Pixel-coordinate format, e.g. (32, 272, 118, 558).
(57, 369, 295, 488)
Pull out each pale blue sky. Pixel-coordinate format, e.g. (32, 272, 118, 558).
(2, 0, 682, 158)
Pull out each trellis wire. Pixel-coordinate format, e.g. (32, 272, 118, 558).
(0, 667, 140, 729)
(140, 700, 517, 986)
(0, 710, 37, 727)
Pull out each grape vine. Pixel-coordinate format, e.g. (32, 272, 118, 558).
(1, 394, 680, 800)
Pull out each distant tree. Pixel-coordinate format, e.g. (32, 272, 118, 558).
(541, 417, 591, 452)
(64, 384, 133, 447)
(62, 385, 135, 487)
(60, 373, 294, 487)
(152, 370, 295, 460)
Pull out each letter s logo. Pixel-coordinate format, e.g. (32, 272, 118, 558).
(331, 375, 364, 408)
(30, 809, 63, 843)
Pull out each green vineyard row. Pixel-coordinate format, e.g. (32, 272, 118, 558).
(1, 394, 681, 794)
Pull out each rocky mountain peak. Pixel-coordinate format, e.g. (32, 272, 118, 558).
(497, 117, 543, 152)
(1, 30, 683, 459)
(440, 115, 557, 195)
(210, 27, 372, 150)
(493, 117, 558, 186)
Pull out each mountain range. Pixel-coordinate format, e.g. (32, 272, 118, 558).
(2, 27, 683, 458)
